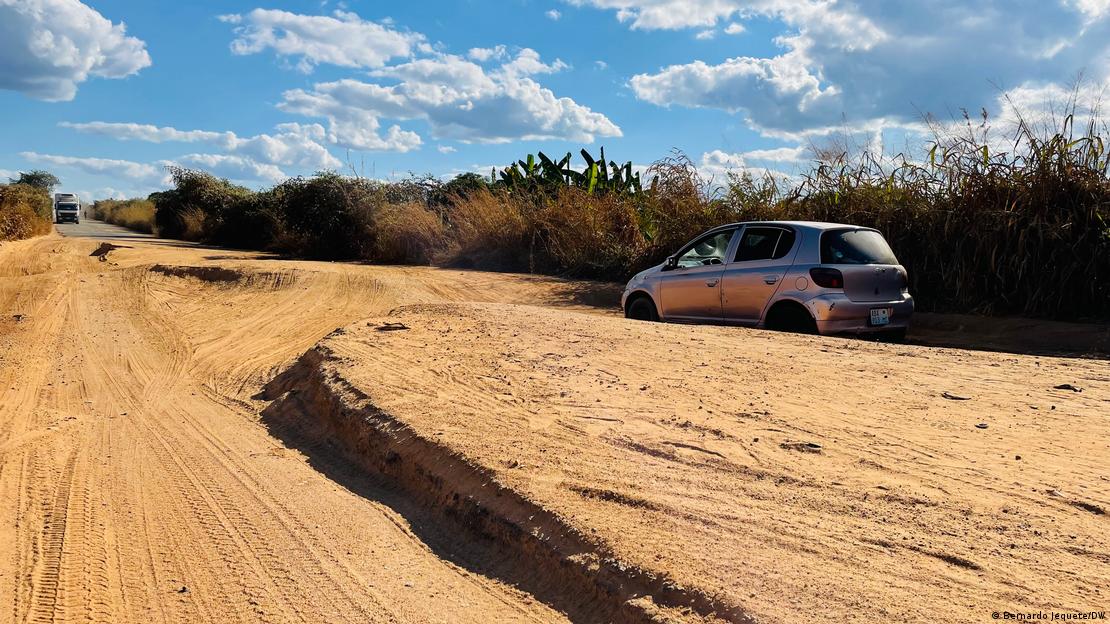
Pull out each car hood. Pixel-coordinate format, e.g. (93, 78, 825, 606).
(625, 264, 662, 288)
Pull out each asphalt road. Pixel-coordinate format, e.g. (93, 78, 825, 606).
(55, 218, 155, 241)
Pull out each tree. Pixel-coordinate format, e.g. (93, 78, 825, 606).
(10, 170, 60, 193)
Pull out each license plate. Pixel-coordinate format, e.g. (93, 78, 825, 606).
(870, 307, 892, 326)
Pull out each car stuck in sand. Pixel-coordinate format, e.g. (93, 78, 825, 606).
(622, 221, 914, 338)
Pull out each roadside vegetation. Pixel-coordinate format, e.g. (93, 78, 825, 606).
(91, 198, 156, 233)
(0, 171, 56, 242)
(99, 112, 1109, 321)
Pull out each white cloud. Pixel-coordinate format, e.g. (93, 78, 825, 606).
(586, 0, 1110, 142)
(724, 22, 745, 35)
(740, 146, 807, 162)
(595, 60, 609, 70)
(59, 121, 343, 171)
(76, 186, 163, 202)
(567, 0, 885, 43)
(22, 124, 336, 190)
(468, 45, 508, 62)
(701, 149, 746, 171)
(60, 121, 227, 143)
(20, 151, 161, 181)
(695, 145, 808, 179)
(222, 8, 423, 72)
(229, 122, 343, 170)
(0, 0, 151, 101)
(279, 83, 425, 151)
(631, 51, 838, 134)
(175, 154, 286, 183)
(280, 49, 620, 146)
(1067, 0, 1110, 20)
(695, 29, 715, 40)
(437, 145, 457, 154)
(546, 9, 562, 20)
(498, 48, 569, 77)
(699, 150, 796, 182)
(218, 9, 619, 149)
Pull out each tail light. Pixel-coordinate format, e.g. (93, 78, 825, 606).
(810, 267, 844, 289)
(898, 269, 909, 292)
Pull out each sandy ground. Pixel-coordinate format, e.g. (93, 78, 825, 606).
(0, 230, 612, 624)
(1, 224, 1106, 623)
(274, 308, 1109, 623)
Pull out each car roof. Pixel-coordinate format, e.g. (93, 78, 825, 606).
(711, 220, 873, 232)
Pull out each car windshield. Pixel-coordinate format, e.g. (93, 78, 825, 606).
(676, 230, 733, 268)
(58, 203, 78, 209)
(821, 229, 898, 265)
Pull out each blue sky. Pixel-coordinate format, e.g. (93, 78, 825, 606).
(1, 0, 1108, 200)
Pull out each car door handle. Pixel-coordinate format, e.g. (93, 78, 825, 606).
(706, 279, 719, 287)
(763, 276, 779, 285)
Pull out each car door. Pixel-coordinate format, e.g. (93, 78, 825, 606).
(657, 228, 737, 322)
(721, 226, 798, 324)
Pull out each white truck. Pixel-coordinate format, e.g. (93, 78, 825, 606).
(54, 193, 80, 224)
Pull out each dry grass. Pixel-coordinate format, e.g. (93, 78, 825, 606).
(92, 199, 156, 234)
(371, 201, 447, 264)
(441, 189, 533, 270)
(0, 184, 52, 242)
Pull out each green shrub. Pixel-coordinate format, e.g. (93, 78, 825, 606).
(153, 167, 251, 241)
(268, 172, 376, 259)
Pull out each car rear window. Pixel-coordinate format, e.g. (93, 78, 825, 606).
(820, 229, 898, 265)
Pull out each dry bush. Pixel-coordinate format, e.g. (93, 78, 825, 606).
(0, 201, 51, 241)
(177, 207, 207, 242)
(370, 202, 447, 264)
(0, 184, 52, 241)
(441, 189, 534, 270)
(539, 188, 646, 277)
(93, 199, 156, 233)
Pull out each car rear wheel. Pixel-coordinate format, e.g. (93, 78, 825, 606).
(625, 296, 659, 322)
(765, 302, 817, 334)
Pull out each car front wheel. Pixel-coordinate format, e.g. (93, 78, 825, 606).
(625, 296, 659, 322)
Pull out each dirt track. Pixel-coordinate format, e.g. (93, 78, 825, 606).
(0, 231, 611, 624)
(1, 227, 1107, 623)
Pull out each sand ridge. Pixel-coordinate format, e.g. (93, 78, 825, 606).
(297, 302, 1109, 623)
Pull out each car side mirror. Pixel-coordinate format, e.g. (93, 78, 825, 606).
(664, 256, 678, 271)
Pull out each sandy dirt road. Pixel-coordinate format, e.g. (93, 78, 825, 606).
(0, 227, 614, 624)
(0, 223, 1106, 624)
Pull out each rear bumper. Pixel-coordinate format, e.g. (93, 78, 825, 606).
(806, 293, 914, 335)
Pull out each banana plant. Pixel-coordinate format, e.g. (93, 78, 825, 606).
(497, 147, 642, 196)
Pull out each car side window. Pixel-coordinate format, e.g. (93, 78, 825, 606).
(735, 227, 795, 262)
(676, 229, 734, 268)
(772, 229, 795, 259)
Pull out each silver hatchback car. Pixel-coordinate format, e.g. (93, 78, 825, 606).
(622, 221, 913, 338)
